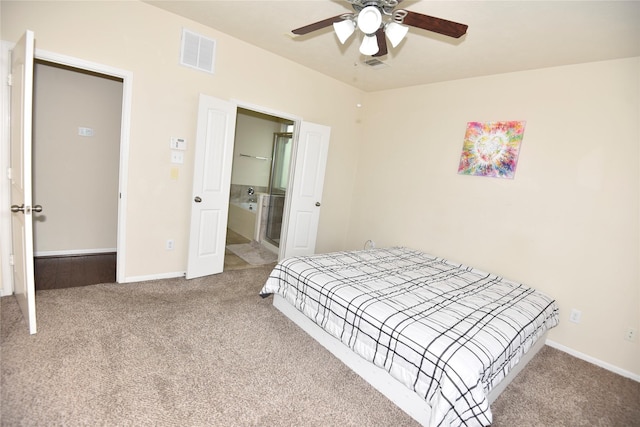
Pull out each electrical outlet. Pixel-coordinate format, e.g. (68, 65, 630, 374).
(166, 239, 174, 251)
(569, 309, 582, 324)
(625, 328, 637, 342)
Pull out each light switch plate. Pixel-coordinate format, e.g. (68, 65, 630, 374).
(170, 150, 184, 164)
(78, 127, 94, 137)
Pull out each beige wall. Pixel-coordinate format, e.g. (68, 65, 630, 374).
(1, 0, 363, 278)
(33, 62, 121, 254)
(348, 58, 639, 375)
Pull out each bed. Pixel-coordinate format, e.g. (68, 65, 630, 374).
(260, 247, 559, 427)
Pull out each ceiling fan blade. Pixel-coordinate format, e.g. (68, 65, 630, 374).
(372, 28, 388, 57)
(292, 15, 346, 35)
(400, 10, 468, 38)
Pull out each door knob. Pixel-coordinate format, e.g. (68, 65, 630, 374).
(11, 204, 43, 214)
(194, 196, 202, 203)
(315, 202, 321, 207)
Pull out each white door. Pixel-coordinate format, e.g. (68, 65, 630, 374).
(186, 94, 237, 279)
(9, 30, 37, 334)
(282, 122, 330, 258)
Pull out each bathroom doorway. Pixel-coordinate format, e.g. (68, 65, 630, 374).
(224, 109, 294, 271)
(186, 95, 331, 278)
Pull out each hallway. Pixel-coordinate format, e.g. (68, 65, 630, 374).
(32, 229, 259, 291)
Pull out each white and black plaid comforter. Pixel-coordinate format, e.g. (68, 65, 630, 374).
(260, 247, 559, 427)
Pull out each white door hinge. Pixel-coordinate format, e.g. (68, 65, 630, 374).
(7, 167, 12, 180)
(9, 254, 14, 266)
(7, 74, 12, 86)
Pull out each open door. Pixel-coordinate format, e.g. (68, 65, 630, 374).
(281, 122, 330, 259)
(186, 94, 237, 279)
(9, 30, 37, 334)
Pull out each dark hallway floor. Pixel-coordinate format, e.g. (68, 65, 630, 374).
(33, 229, 258, 290)
(34, 252, 116, 291)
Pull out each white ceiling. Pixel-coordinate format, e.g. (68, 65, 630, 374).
(145, 0, 640, 92)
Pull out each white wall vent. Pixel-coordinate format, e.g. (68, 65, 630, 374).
(180, 29, 216, 74)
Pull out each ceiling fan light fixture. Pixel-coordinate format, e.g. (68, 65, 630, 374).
(359, 34, 379, 56)
(333, 19, 356, 44)
(357, 6, 382, 35)
(291, 4, 469, 60)
(385, 22, 408, 48)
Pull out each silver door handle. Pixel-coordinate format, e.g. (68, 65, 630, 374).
(12, 204, 43, 214)
(315, 202, 321, 207)
(194, 196, 202, 203)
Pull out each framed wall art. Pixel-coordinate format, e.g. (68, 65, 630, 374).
(457, 121, 526, 179)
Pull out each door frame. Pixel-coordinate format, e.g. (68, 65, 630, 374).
(231, 99, 301, 261)
(1, 44, 132, 294)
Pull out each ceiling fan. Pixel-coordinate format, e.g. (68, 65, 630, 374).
(292, 0, 468, 57)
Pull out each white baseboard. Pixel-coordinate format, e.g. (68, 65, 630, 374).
(34, 248, 117, 257)
(546, 339, 640, 382)
(123, 271, 186, 283)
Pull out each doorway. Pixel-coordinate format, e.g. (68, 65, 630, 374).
(31, 60, 123, 289)
(186, 94, 330, 279)
(224, 108, 294, 271)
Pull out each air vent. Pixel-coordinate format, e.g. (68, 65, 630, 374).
(363, 58, 389, 69)
(180, 29, 216, 74)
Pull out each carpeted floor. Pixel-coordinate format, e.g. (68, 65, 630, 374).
(1, 266, 639, 426)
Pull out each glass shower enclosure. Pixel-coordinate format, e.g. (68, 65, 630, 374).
(264, 132, 292, 247)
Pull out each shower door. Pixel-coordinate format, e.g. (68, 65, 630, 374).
(265, 132, 292, 247)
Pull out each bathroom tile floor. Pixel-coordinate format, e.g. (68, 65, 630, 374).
(224, 229, 257, 271)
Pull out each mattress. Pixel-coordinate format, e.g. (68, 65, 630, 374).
(260, 247, 559, 427)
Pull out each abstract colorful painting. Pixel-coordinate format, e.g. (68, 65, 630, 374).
(457, 121, 526, 179)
